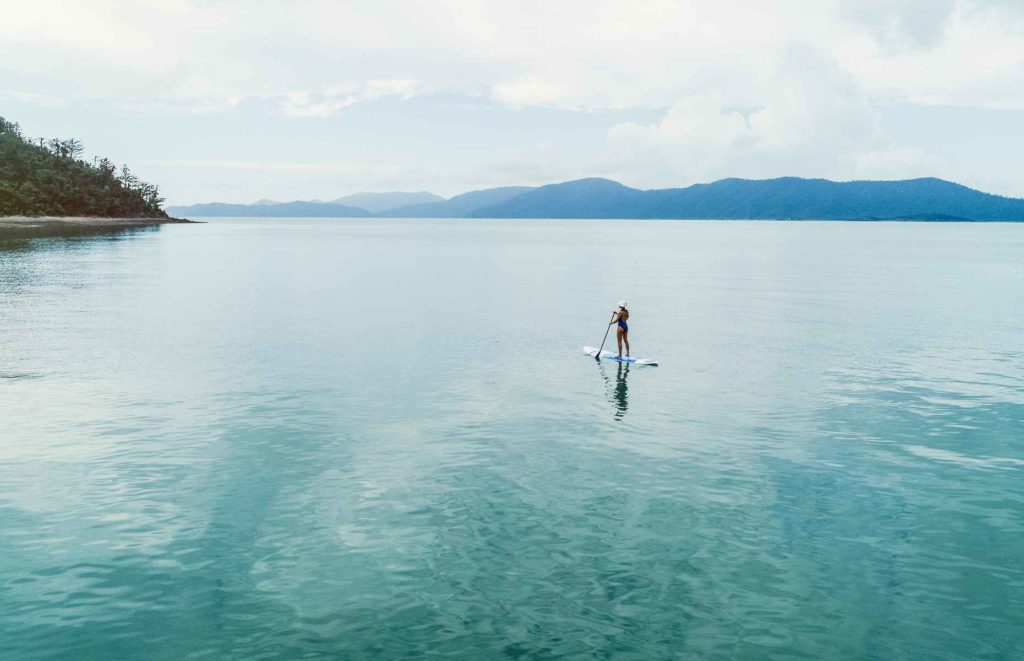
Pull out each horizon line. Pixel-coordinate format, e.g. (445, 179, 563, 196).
(167, 174, 1014, 208)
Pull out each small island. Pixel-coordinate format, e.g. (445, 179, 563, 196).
(0, 115, 192, 232)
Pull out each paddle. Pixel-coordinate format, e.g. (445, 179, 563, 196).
(595, 311, 616, 360)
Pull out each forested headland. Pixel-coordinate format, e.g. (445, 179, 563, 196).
(0, 116, 168, 218)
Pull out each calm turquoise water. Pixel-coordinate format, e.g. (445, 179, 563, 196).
(1, 218, 1023, 660)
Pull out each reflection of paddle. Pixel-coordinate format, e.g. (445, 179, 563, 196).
(595, 311, 616, 360)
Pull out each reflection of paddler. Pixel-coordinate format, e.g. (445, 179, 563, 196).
(613, 362, 629, 420)
(599, 360, 630, 420)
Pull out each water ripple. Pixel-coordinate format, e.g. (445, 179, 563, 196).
(2, 220, 1024, 659)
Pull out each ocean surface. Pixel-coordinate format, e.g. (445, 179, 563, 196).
(1, 218, 1022, 660)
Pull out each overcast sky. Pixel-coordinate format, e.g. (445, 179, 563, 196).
(2, 0, 1023, 204)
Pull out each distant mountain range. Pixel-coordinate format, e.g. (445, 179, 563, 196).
(166, 177, 1024, 221)
(387, 186, 535, 217)
(166, 201, 372, 217)
(332, 191, 443, 213)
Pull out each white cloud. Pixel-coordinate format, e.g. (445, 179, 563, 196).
(491, 76, 578, 110)
(838, 0, 958, 49)
(3, 0, 1021, 111)
(2, 91, 68, 109)
(602, 47, 894, 186)
(2, 0, 1023, 198)
(844, 1, 1024, 108)
(277, 80, 427, 118)
(139, 160, 392, 174)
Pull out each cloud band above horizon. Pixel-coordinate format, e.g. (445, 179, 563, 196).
(2, 0, 1022, 203)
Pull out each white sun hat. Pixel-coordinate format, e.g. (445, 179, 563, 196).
(617, 300, 628, 308)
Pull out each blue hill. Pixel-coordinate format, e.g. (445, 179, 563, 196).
(470, 177, 1024, 221)
(387, 186, 536, 217)
(467, 179, 647, 219)
(332, 191, 443, 213)
(168, 177, 1024, 221)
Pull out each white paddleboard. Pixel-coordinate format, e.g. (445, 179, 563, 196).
(583, 346, 658, 366)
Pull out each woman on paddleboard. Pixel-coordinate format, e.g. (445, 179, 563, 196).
(611, 300, 630, 358)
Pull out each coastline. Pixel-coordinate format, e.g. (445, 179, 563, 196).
(0, 216, 197, 229)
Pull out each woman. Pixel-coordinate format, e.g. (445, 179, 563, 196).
(611, 300, 630, 358)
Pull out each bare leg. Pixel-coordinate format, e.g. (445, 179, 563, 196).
(623, 331, 630, 357)
(616, 328, 624, 357)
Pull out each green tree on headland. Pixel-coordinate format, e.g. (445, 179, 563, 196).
(0, 116, 167, 218)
